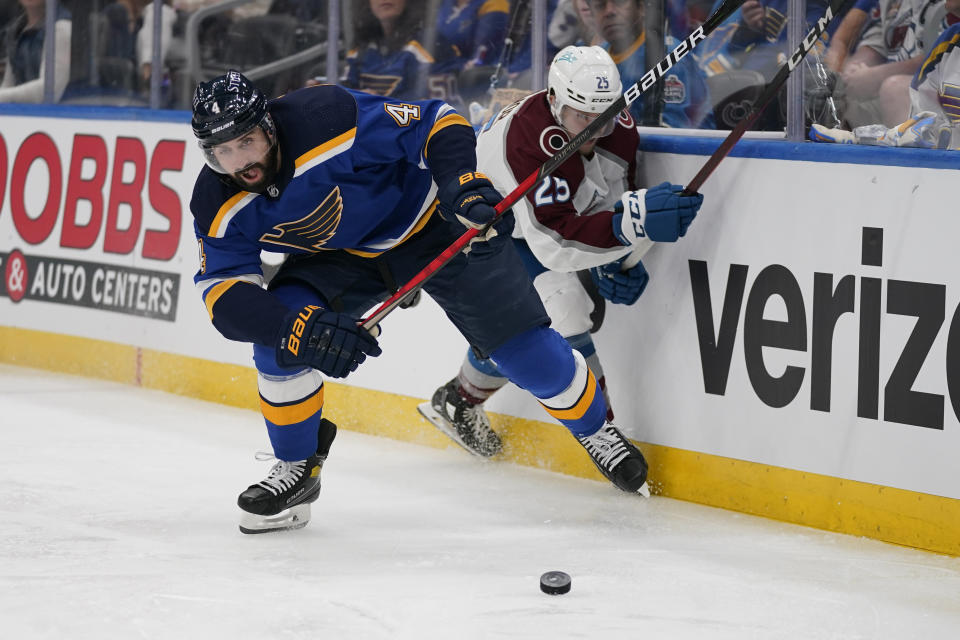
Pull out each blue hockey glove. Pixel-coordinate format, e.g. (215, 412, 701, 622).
(613, 182, 703, 244)
(590, 257, 649, 305)
(437, 170, 502, 229)
(276, 305, 382, 378)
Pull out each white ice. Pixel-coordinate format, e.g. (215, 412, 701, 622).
(1, 363, 959, 640)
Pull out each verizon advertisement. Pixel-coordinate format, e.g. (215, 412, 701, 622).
(592, 151, 960, 500)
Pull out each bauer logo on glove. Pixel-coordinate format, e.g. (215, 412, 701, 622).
(438, 169, 504, 230)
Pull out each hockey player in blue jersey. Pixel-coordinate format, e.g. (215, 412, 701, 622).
(190, 71, 699, 532)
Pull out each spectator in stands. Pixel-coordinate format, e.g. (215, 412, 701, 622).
(550, 0, 602, 48)
(0, 0, 71, 102)
(506, 0, 560, 89)
(840, 0, 936, 127)
(101, 0, 176, 98)
(436, 0, 509, 71)
(824, 0, 878, 73)
(268, 0, 325, 22)
(344, 0, 429, 99)
(811, 0, 960, 146)
(0, 0, 18, 79)
(592, 0, 714, 127)
(719, 0, 842, 82)
(137, 1, 177, 92)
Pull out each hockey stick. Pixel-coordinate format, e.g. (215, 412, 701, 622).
(684, 0, 854, 195)
(487, 0, 531, 94)
(360, 0, 748, 331)
(619, 0, 853, 272)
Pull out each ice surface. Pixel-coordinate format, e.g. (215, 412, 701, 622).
(1, 364, 958, 639)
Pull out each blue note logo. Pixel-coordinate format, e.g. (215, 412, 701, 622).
(260, 187, 343, 251)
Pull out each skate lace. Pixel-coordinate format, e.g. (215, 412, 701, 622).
(456, 404, 490, 439)
(579, 427, 630, 469)
(255, 454, 307, 496)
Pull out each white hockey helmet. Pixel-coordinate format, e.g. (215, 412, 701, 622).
(547, 45, 622, 137)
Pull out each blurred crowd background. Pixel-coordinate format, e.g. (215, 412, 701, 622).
(1, 0, 957, 144)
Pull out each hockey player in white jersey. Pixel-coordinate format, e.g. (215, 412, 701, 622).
(419, 46, 703, 480)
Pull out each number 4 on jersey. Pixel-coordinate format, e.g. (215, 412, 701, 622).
(385, 103, 421, 126)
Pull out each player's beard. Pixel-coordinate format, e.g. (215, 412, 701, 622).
(229, 143, 280, 193)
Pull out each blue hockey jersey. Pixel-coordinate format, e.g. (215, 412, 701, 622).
(191, 85, 474, 346)
(344, 40, 433, 99)
(436, 0, 510, 67)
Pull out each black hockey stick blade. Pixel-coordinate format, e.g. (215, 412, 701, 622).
(684, 0, 855, 195)
(360, 0, 748, 330)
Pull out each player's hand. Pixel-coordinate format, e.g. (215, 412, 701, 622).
(276, 305, 382, 378)
(740, 0, 765, 31)
(438, 170, 502, 230)
(590, 257, 649, 305)
(614, 183, 702, 244)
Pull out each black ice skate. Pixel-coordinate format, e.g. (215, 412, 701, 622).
(577, 423, 650, 496)
(238, 418, 337, 534)
(417, 379, 502, 458)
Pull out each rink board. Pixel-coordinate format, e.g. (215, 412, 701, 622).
(0, 108, 958, 555)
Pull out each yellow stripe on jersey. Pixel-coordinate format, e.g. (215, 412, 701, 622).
(405, 40, 436, 64)
(542, 370, 598, 421)
(294, 127, 358, 176)
(204, 280, 239, 319)
(479, 0, 509, 16)
(260, 385, 325, 426)
(345, 200, 438, 257)
(209, 191, 256, 238)
(609, 32, 646, 65)
(424, 113, 471, 158)
(917, 32, 960, 85)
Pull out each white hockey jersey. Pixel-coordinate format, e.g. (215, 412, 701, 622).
(475, 90, 640, 272)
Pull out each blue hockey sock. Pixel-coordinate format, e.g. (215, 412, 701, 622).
(491, 326, 606, 437)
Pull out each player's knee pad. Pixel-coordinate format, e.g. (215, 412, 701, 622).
(532, 270, 595, 337)
(537, 349, 607, 437)
(490, 325, 576, 398)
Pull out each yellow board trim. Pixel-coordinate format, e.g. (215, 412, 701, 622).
(3, 325, 959, 557)
(260, 386, 325, 426)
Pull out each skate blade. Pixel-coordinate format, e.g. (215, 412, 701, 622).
(417, 401, 497, 459)
(239, 503, 311, 534)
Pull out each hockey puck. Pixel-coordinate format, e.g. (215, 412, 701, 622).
(540, 571, 571, 595)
